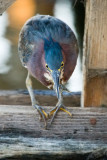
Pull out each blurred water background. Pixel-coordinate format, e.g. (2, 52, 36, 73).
(0, 0, 85, 91)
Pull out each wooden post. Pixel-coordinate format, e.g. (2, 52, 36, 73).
(82, 0, 107, 107)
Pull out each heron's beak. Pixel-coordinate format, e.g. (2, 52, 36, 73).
(52, 70, 60, 99)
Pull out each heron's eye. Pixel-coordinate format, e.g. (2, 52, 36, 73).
(45, 64, 52, 72)
(61, 61, 64, 67)
(46, 64, 48, 68)
(58, 61, 64, 71)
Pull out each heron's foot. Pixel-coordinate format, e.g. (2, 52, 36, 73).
(33, 104, 48, 128)
(49, 104, 72, 124)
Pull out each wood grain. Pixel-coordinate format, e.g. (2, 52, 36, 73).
(0, 105, 107, 159)
(0, 90, 80, 106)
(85, 0, 107, 69)
(84, 76, 107, 107)
(82, 0, 107, 107)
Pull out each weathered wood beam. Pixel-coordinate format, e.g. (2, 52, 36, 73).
(0, 90, 81, 106)
(0, 105, 107, 159)
(0, 105, 106, 140)
(0, 138, 107, 160)
(82, 0, 107, 107)
(0, 0, 16, 15)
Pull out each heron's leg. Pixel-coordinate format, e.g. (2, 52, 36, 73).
(26, 72, 48, 127)
(49, 90, 72, 124)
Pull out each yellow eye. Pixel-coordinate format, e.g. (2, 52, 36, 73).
(46, 64, 48, 68)
(61, 61, 64, 67)
(45, 64, 52, 72)
(58, 61, 64, 71)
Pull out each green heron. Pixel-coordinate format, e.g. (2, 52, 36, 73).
(18, 15, 78, 127)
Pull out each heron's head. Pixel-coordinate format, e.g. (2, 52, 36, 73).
(44, 37, 64, 99)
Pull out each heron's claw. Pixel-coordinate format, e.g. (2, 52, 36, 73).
(60, 107, 72, 117)
(33, 104, 48, 128)
(49, 104, 72, 124)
